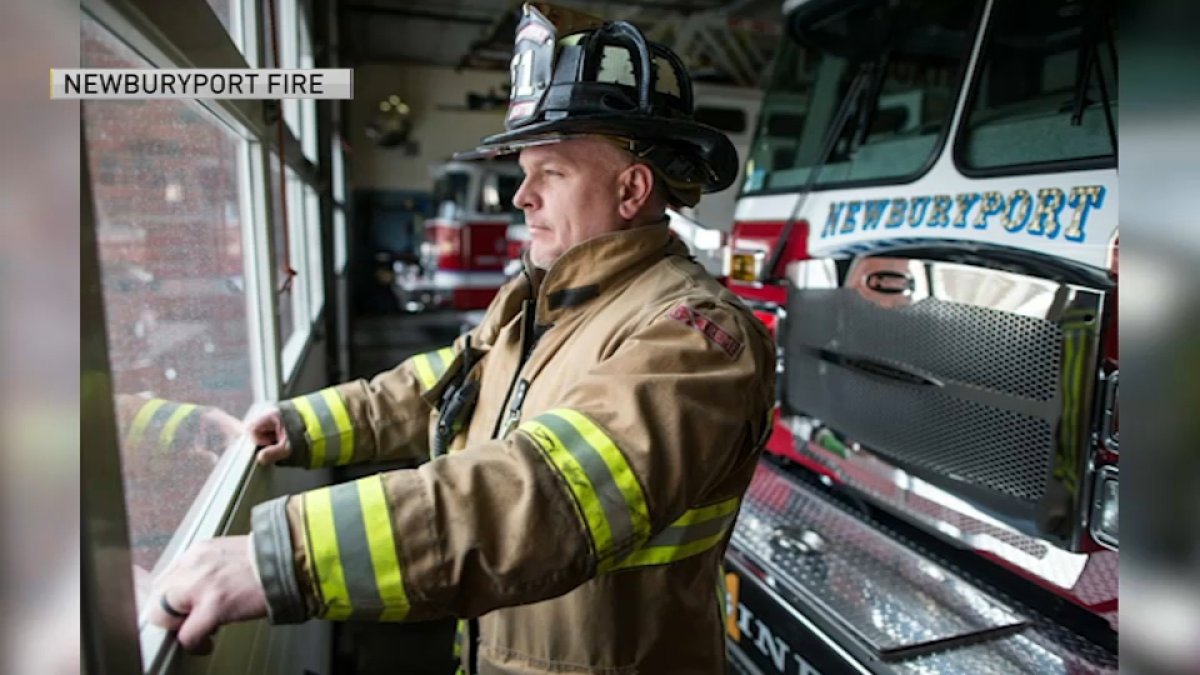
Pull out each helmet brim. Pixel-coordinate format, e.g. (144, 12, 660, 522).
(453, 114, 739, 194)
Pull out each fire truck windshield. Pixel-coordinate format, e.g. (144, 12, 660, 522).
(957, 0, 1118, 172)
(742, 0, 982, 196)
(480, 172, 523, 215)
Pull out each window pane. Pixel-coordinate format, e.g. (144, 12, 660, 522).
(334, 207, 348, 273)
(270, 157, 295, 343)
(279, 0, 301, 139)
(306, 185, 324, 319)
(743, 0, 980, 193)
(286, 167, 308, 326)
(959, 0, 1118, 170)
(205, 0, 241, 51)
(300, 20, 318, 163)
(83, 15, 253, 578)
(332, 131, 346, 205)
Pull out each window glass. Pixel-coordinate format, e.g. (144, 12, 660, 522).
(270, 157, 295, 344)
(334, 207, 348, 273)
(332, 132, 348, 272)
(433, 171, 471, 217)
(742, 0, 980, 194)
(332, 131, 347, 205)
(958, 0, 1117, 170)
(300, 17, 318, 163)
(479, 171, 523, 215)
(83, 15, 253, 580)
(278, 0, 301, 140)
(286, 166, 308, 330)
(305, 184, 324, 319)
(205, 0, 241, 50)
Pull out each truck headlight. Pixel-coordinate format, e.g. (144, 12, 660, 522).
(1090, 466, 1118, 550)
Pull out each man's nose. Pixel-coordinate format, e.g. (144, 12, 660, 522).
(512, 176, 535, 210)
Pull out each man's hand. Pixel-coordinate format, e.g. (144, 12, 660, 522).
(247, 408, 292, 466)
(149, 536, 268, 654)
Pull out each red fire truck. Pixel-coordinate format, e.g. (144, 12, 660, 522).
(394, 158, 525, 311)
(721, 0, 1118, 672)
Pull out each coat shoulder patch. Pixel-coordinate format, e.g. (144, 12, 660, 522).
(667, 304, 744, 358)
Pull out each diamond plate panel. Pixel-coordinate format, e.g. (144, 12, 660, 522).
(733, 463, 1026, 658)
(732, 462, 1118, 673)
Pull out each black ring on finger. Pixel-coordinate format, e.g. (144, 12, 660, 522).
(160, 593, 188, 619)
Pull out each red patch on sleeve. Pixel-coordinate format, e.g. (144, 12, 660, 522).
(668, 304, 744, 358)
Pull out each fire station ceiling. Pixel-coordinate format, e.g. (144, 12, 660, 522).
(340, 0, 783, 88)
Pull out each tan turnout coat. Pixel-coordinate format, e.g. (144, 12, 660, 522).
(251, 224, 776, 674)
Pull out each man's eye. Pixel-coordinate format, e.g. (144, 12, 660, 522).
(544, 169, 562, 177)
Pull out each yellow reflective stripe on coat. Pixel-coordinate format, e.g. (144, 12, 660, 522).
(519, 409, 651, 571)
(613, 497, 740, 570)
(127, 399, 200, 453)
(301, 475, 411, 621)
(409, 346, 456, 391)
(303, 487, 353, 620)
(158, 403, 198, 449)
(289, 388, 356, 468)
(126, 398, 167, 449)
(453, 618, 466, 658)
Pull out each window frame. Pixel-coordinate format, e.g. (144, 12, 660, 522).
(80, 0, 332, 669)
(950, 0, 1119, 179)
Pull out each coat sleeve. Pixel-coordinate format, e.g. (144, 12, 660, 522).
(250, 297, 776, 624)
(272, 343, 461, 469)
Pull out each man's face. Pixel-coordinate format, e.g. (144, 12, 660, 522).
(514, 138, 633, 270)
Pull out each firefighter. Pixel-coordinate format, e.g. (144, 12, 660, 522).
(151, 4, 775, 672)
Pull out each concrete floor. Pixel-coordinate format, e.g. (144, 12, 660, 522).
(348, 311, 467, 380)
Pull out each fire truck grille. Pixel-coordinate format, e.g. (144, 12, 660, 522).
(788, 291, 1063, 401)
(785, 289, 1067, 504)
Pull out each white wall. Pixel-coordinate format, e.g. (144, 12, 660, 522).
(350, 63, 508, 192)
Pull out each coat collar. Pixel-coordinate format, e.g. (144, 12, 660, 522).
(523, 222, 689, 324)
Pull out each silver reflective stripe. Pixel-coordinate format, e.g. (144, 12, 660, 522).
(428, 348, 450, 377)
(644, 510, 737, 548)
(536, 412, 636, 553)
(328, 480, 385, 620)
(304, 392, 343, 467)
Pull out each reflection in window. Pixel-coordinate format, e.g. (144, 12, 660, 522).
(742, 0, 980, 193)
(959, 0, 1117, 171)
(83, 15, 252, 579)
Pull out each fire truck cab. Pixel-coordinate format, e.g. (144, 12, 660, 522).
(394, 158, 525, 312)
(722, 0, 1118, 672)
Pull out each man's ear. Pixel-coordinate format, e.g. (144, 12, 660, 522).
(617, 163, 656, 220)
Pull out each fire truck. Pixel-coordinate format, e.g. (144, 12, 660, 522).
(721, 0, 1118, 672)
(394, 158, 525, 311)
